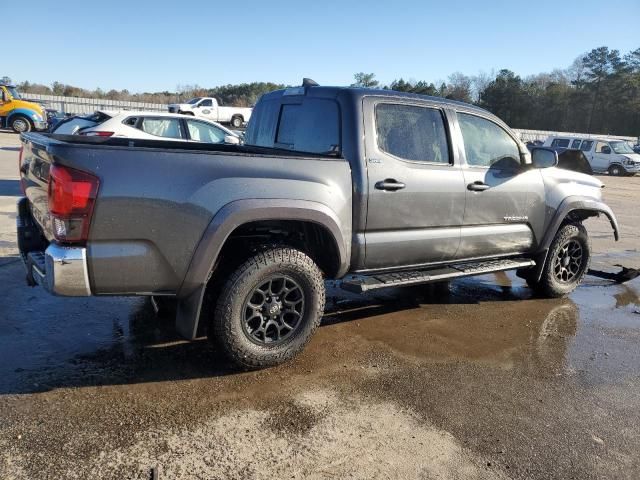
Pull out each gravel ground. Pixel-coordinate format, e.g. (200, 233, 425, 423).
(0, 131, 639, 479)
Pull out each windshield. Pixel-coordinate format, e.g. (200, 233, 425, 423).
(7, 86, 21, 99)
(610, 141, 634, 154)
(187, 97, 202, 104)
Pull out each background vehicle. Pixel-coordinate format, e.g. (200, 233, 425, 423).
(51, 111, 241, 144)
(17, 83, 619, 368)
(168, 97, 252, 128)
(544, 135, 640, 176)
(0, 84, 48, 133)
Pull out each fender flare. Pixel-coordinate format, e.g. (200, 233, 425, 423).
(7, 108, 38, 124)
(528, 195, 619, 283)
(175, 198, 350, 340)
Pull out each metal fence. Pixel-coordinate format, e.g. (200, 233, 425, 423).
(513, 128, 637, 144)
(25, 93, 167, 115)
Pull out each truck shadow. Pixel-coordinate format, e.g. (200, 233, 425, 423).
(0, 258, 578, 395)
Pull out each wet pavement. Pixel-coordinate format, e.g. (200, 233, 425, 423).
(1, 131, 640, 479)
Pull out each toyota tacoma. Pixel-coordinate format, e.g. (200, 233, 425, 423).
(16, 80, 619, 368)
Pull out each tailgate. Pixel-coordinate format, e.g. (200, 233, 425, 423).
(19, 133, 57, 240)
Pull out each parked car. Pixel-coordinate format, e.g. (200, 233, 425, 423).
(0, 83, 48, 133)
(168, 97, 252, 128)
(51, 111, 241, 144)
(544, 136, 640, 176)
(17, 82, 619, 368)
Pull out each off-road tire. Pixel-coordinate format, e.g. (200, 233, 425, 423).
(210, 247, 325, 369)
(231, 115, 243, 128)
(608, 164, 624, 176)
(527, 223, 590, 298)
(11, 115, 33, 133)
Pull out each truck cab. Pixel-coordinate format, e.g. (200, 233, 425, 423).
(0, 84, 48, 133)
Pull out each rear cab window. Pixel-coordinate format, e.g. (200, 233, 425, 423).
(245, 96, 340, 155)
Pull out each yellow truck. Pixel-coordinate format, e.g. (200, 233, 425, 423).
(0, 84, 48, 133)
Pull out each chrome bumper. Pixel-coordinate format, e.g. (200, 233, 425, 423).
(34, 120, 48, 131)
(25, 244, 92, 296)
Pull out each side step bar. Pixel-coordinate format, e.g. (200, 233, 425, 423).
(341, 258, 536, 293)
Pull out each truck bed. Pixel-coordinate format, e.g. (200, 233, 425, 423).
(19, 132, 352, 296)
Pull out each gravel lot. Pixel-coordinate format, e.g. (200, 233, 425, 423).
(0, 130, 639, 479)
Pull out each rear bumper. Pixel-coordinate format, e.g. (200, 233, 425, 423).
(26, 244, 91, 296)
(16, 197, 91, 296)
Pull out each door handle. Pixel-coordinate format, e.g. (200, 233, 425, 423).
(467, 181, 490, 192)
(375, 179, 406, 191)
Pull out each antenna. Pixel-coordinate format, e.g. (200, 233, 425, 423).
(302, 78, 319, 87)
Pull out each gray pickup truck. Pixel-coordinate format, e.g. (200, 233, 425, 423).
(17, 81, 619, 368)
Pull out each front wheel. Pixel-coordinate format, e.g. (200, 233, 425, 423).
(209, 247, 325, 369)
(527, 223, 590, 298)
(11, 115, 33, 133)
(608, 165, 624, 176)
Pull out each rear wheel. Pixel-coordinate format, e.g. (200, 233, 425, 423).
(608, 164, 624, 176)
(209, 247, 325, 369)
(231, 115, 243, 128)
(10, 115, 32, 133)
(527, 223, 590, 298)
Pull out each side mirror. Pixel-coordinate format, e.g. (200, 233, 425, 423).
(601, 146, 611, 154)
(531, 147, 558, 169)
(224, 135, 240, 145)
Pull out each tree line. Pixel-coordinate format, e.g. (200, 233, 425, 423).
(8, 45, 640, 136)
(353, 46, 640, 137)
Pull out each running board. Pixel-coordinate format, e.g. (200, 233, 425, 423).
(341, 258, 536, 293)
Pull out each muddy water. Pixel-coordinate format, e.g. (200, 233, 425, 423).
(1, 259, 640, 479)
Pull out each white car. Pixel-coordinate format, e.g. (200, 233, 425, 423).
(51, 111, 241, 144)
(167, 97, 252, 128)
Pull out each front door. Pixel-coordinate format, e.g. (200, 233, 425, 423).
(591, 141, 612, 173)
(363, 99, 466, 270)
(454, 111, 545, 259)
(196, 99, 216, 121)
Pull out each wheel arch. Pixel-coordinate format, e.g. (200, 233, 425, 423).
(174, 199, 350, 339)
(527, 196, 619, 284)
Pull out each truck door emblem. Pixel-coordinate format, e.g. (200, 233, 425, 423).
(504, 215, 528, 222)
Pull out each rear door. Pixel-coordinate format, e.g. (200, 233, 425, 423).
(363, 99, 465, 269)
(454, 111, 545, 259)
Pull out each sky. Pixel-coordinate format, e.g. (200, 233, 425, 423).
(7, 0, 639, 93)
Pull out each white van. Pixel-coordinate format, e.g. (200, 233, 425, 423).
(544, 136, 640, 176)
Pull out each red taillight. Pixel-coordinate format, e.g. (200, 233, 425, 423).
(80, 131, 114, 137)
(48, 164, 99, 243)
(18, 145, 25, 194)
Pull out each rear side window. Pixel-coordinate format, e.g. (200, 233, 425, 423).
(580, 140, 594, 152)
(375, 103, 449, 163)
(139, 118, 184, 139)
(244, 98, 280, 147)
(551, 138, 571, 148)
(458, 113, 520, 168)
(571, 139, 582, 149)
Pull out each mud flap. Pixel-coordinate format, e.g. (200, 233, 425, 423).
(175, 285, 206, 340)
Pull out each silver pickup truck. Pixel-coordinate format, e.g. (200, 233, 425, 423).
(16, 81, 619, 368)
